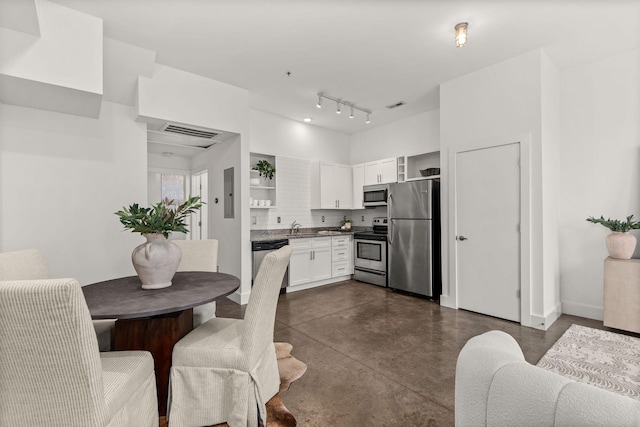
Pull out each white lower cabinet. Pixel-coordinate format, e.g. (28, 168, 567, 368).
(288, 235, 353, 291)
(331, 235, 353, 277)
(289, 237, 332, 287)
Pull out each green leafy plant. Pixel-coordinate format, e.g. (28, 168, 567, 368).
(341, 218, 352, 226)
(586, 215, 640, 232)
(115, 196, 203, 238)
(253, 160, 276, 180)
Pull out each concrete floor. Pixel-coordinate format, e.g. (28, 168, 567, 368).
(216, 280, 610, 426)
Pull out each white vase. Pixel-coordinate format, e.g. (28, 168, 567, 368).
(606, 232, 637, 260)
(132, 233, 182, 289)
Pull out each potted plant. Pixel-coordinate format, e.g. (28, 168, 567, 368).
(340, 218, 352, 230)
(586, 214, 640, 259)
(252, 160, 276, 181)
(115, 196, 203, 289)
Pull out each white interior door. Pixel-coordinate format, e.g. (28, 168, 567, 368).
(192, 170, 208, 240)
(455, 142, 521, 322)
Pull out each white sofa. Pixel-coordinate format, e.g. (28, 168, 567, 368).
(455, 330, 640, 426)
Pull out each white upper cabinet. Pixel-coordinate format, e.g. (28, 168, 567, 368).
(363, 157, 398, 185)
(352, 164, 365, 209)
(310, 161, 353, 209)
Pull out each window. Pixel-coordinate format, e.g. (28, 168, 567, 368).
(161, 174, 185, 205)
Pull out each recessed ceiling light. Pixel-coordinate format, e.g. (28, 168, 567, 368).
(303, 117, 312, 122)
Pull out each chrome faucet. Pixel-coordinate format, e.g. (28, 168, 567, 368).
(290, 220, 301, 234)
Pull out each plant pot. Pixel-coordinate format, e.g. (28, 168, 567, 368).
(606, 232, 637, 260)
(132, 233, 182, 289)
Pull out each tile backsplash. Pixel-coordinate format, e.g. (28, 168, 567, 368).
(250, 156, 353, 230)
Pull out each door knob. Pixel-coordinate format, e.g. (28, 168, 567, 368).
(457, 235, 468, 241)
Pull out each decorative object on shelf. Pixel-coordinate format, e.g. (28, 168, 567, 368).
(420, 167, 440, 177)
(253, 160, 276, 181)
(115, 196, 203, 289)
(586, 215, 640, 259)
(455, 22, 469, 47)
(250, 176, 260, 186)
(316, 92, 371, 124)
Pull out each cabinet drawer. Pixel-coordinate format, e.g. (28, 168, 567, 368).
(311, 237, 332, 248)
(332, 247, 351, 262)
(332, 236, 351, 247)
(289, 238, 312, 250)
(332, 261, 352, 277)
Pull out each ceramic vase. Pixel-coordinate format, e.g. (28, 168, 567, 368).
(606, 232, 637, 260)
(132, 233, 182, 289)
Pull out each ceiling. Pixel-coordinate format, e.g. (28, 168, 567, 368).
(52, 0, 640, 135)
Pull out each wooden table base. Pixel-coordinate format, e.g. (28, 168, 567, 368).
(113, 309, 193, 416)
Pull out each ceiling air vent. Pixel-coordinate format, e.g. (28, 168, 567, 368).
(385, 101, 406, 109)
(161, 123, 220, 139)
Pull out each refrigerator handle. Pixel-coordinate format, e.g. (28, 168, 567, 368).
(389, 218, 394, 244)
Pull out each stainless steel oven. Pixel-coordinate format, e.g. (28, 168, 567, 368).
(363, 184, 388, 207)
(353, 217, 388, 287)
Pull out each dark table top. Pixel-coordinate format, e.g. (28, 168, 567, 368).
(82, 271, 240, 319)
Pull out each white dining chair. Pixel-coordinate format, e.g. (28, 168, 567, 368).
(0, 278, 158, 426)
(167, 245, 292, 427)
(172, 239, 219, 327)
(0, 248, 115, 351)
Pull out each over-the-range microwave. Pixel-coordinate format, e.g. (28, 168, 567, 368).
(363, 184, 388, 207)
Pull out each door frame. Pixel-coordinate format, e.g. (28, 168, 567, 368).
(447, 133, 532, 327)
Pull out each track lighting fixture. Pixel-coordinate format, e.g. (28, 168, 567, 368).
(455, 22, 468, 47)
(316, 92, 372, 124)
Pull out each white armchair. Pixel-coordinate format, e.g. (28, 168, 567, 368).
(0, 248, 114, 351)
(168, 245, 292, 427)
(172, 239, 219, 327)
(0, 278, 158, 426)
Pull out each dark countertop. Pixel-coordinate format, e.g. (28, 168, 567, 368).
(251, 227, 360, 242)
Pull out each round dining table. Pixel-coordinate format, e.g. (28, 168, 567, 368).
(82, 271, 240, 416)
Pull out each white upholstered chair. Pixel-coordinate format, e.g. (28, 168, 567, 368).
(0, 278, 158, 426)
(172, 239, 219, 327)
(0, 248, 114, 351)
(167, 245, 292, 427)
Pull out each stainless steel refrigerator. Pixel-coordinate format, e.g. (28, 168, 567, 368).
(387, 180, 441, 298)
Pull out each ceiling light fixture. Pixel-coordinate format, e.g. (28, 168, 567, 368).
(455, 22, 468, 47)
(303, 117, 312, 123)
(316, 92, 372, 124)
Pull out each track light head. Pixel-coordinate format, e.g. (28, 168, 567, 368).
(365, 113, 371, 124)
(315, 92, 371, 124)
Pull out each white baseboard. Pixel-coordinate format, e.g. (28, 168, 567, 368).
(439, 294, 456, 309)
(529, 303, 562, 330)
(286, 275, 351, 293)
(561, 300, 603, 321)
(227, 290, 250, 305)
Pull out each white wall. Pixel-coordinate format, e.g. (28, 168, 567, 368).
(137, 64, 252, 301)
(350, 109, 440, 164)
(559, 48, 640, 320)
(440, 48, 561, 329)
(250, 109, 350, 163)
(0, 0, 103, 117)
(249, 110, 352, 231)
(191, 136, 246, 301)
(0, 101, 147, 285)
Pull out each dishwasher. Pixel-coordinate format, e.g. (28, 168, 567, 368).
(251, 239, 289, 291)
